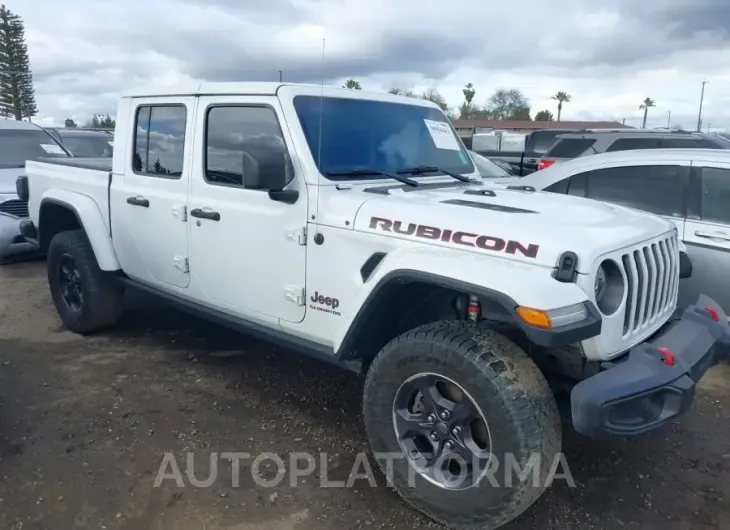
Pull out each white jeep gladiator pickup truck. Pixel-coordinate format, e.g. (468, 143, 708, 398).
(18, 83, 730, 530)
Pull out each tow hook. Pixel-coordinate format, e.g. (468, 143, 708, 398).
(655, 346, 676, 367)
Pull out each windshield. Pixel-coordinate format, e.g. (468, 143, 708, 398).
(59, 133, 114, 158)
(293, 96, 475, 179)
(469, 151, 510, 177)
(0, 129, 69, 167)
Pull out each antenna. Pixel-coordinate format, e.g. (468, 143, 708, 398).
(314, 37, 326, 232)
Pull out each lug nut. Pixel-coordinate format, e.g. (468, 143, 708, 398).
(439, 411, 449, 420)
(445, 440, 455, 450)
(451, 426, 461, 437)
(427, 414, 437, 423)
(430, 432, 439, 441)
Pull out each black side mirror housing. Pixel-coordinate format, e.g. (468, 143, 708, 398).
(679, 251, 692, 279)
(241, 145, 291, 192)
(16, 175, 29, 202)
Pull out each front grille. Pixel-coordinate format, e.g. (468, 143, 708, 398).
(621, 234, 679, 337)
(0, 199, 29, 218)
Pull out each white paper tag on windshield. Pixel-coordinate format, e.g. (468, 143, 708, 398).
(423, 119, 461, 151)
(107, 141, 114, 147)
(40, 143, 65, 155)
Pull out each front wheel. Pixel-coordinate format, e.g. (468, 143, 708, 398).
(363, 321, 561, 529)
(47, 230, 123, 333)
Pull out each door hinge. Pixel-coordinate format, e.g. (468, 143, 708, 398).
(285, 285, 305, 305)
(285, 226, 307, 245)
(174, 256, 190, 273)
(173, 205, 188, 222)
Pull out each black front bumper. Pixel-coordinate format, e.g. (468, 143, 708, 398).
(571, 294, 730, 437)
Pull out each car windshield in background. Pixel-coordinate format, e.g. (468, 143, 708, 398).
(469, 151, 510, 177)
(59, 133, 114, 158)
(293, 95, 475, 179)
(0, 129, 69, 168)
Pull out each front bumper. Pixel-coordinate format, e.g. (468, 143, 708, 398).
(571, 294, 730, 437)
(0, 212, 38, 262)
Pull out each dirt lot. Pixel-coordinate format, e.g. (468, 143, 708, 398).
(0, 261, 729, 530)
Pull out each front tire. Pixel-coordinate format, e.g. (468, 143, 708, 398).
(363, 321, 561, 529)
(47, 230, 123, 333)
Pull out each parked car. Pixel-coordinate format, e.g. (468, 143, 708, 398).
(19, 82, 730, 529)
(516, 148, 730, 313)
(475, 128, 580, 176)
(0, 119, 70, 262)
(45, 128, 114, 158)
(537, 129, 726, 171)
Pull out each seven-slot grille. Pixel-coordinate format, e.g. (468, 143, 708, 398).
(621, 233, 679, 337)
(0, 199, 29, 218)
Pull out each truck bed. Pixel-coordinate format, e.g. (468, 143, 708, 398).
(36, 157, 113, 173)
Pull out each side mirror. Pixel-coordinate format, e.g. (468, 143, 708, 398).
(241, 146, 291, 191)
(16, 175, 29, 202)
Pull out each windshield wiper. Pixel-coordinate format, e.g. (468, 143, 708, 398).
(397, 165, 476, 183)
(324, 168, 419, 187)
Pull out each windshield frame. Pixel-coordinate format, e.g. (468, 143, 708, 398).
(468, 150, 511, 178)
(288, 91, 476, 184)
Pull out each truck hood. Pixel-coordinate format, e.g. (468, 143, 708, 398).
(0, 167, 23, 196)
(333, 182, 674, 271)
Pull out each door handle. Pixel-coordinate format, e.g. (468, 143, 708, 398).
(190, 208, 221, 221)
(126, 196, 149, 207)
(694, 230, 730, 242)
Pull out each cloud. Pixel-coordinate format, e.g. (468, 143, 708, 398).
(16, 0, 730, 130)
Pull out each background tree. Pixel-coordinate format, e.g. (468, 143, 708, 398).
(640, 97, 655, 128)
(535, 110, 554, 122)
(64, 118, 77, 128)
(552, 91, 571, 121)
(485, 88, 531, 120)
(420, 88, 449, 112)
(460, 82, 476, 119)
(388, 87, 417, 97)
(0, 5, 37, 120)
(343, 79, 361, 90)
(84, 113, 116, 129)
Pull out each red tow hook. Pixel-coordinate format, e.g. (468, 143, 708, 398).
(704, 306, 720, 322)
(656, 346, 676, 366)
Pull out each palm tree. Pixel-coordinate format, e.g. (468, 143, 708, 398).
(343, 79, 361, 90)
(640, 97, 656, 128)
(552, 91, 571, 121)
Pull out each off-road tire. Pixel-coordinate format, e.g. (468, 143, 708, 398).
(363, 320, 561, 530)
(47, 230, 123, 333)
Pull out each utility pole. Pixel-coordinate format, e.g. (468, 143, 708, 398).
(697, 80, 707, 132)
(667, 110, 671, 128)
(622, 118, 626, 125)
(279, 70, 283, 82)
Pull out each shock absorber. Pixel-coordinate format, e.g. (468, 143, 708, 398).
(467, 294, 481, 323)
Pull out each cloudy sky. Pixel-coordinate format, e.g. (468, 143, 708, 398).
(19, 0, 730, 130)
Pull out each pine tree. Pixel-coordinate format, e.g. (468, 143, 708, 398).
(0, 5, 37, 120)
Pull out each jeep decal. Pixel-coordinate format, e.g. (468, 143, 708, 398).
(309, 291, 342, 316)
(368, 216, 539, 258)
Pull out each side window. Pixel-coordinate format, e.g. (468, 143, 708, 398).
(133, 105, 187, 177)
(605, 137, 661, 152)
(586, 165, 685, 217)
(660, 138, 714, 149)
(205, 105, 290, 187)
(545, 138, 596, 159)
(566, 172, 588, 197)
(544, 179, 568, 194)
(699, 167, 730, 225)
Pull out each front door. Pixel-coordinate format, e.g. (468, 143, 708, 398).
(187, 96, 308, 323)
(110, 98, 194, 289)
(681, 163, 730, 313)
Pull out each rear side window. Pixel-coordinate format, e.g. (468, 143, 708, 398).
(528, 132, 563, 154)
(699, 167, 730, 224)
(660, 137, 717, 149)
(545, 138, 596, 158)
(585, 165, 685, 217)
(133, 105, 187, 178)
(605, 137, 660, 152)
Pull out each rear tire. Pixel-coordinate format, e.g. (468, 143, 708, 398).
(363, 320, 561, 529)
(47, 230, 123, 333)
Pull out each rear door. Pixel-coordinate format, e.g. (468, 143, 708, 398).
(681, 163, 730, 312)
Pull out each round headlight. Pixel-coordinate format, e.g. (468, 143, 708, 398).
(595, 260, 624, 316)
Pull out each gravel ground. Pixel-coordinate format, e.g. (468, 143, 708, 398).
(0, 261, 728, 530)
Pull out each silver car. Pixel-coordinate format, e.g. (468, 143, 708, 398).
(0, 119, 70, 261)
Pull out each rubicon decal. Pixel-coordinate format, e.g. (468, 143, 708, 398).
(309, 291, 341, 316)
(368, 216, 539, 258)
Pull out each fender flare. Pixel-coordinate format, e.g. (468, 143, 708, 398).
(334, 268, 602, 360)
(39, 192, 120, 271)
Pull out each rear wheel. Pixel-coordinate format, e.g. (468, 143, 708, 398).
(363, 320, 561, 529)
(47, 230, 123, 333)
